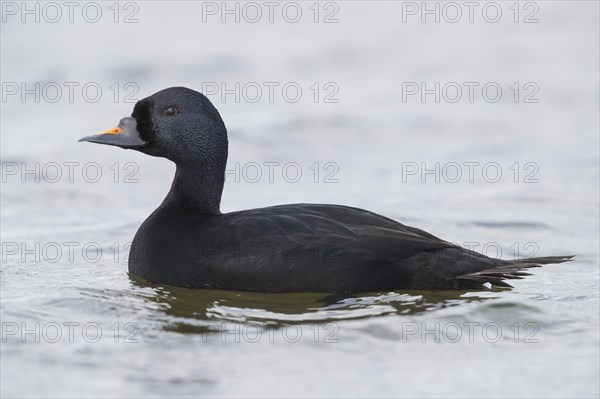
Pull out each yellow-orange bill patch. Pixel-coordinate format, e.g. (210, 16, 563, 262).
(98, 127, 122, 135)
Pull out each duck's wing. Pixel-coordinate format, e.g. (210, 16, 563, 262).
(193, 204, 455, 291)
(190, 204, 572, 291)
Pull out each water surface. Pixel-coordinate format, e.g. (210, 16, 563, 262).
(1, 2, 598, 397)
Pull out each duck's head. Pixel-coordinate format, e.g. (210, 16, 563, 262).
(79, 87, 228, 165)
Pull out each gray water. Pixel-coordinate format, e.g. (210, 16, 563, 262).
(1, 1, 599, 397)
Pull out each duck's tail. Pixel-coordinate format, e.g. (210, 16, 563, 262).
(453, 255, 575, 288)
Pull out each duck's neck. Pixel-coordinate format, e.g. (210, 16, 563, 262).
(165, 161, 224, 215)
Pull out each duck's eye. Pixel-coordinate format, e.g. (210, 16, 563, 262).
(164, 106, 178, 116)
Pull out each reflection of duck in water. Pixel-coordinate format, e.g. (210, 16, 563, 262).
(81, 87, 572, 292)
(130, 275, 500, 332)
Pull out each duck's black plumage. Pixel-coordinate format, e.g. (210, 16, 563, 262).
(80, 87, 572, 292)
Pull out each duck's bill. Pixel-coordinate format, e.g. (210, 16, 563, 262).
(79, 117, 147, 148)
